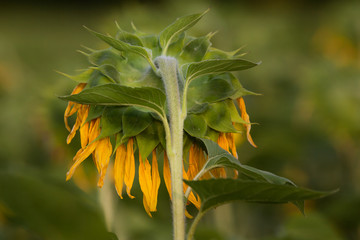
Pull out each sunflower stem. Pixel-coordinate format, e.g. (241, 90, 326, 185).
(157, 56, 185, 240)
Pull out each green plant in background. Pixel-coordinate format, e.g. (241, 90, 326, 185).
(59, 10, 334, 240)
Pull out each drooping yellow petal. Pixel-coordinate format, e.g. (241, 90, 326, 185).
(64, 83, 87, 131)
(237, 97, 257, 148)
(150, 151, 160, 211)
(66, 118, 100, 181)
(226, 132, 238, 159)
(93, 137, 112, 188)
(142, 195, 152, 217)
(183, 169, 201, 209)
(187, 144, 200, 180)
(66, 104, 89, 145)
(212, 133, 228, 178)
(66, 141, 98, 181)
(79, 105, 90, 148)
(114, 144, 126, 199)
(163, 153, 172, 199)
(138, 154, 153, 216)
(124, 138, 135, 199)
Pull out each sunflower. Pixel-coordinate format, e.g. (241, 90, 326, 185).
(61, 11, 258, 217)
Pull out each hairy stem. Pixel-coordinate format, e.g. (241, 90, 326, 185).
(157, 56, 185, 240)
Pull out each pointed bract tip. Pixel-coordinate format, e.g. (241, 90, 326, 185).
(115, 21, 121, 30)
(206, 31, 218, 40)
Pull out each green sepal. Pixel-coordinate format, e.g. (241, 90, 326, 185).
(203, 101, 239, 133)
(204, 47, 245, 60)
(179, 34, 212, 63)
(59, 84, 166, 119)
(185, 178, 337, 213)
(87, 69, 114, 87)
(187, 76, 236, 105)
(121, 107, 153, 142)
(56, 69, 94, 83)
(136, 121, 161, 160)
(187, 103, 209, 114)
(115, 28, 144, 46)
(85, 105, 105, 123)
(140, 34, 161, 58)
(96, 107, 125, 140)
(184, 114, 207, 138)
(228, 74, 260, 99)
(184, 59, 259, 83)
(160, 9, 209, 55)
(166, 32, 186, 57)
(204, 127, 219, 142)
(85, 27, 156, 71)
(95, 64, 120, 83)
(88, 49, 124, 67)
(224, 99, 247, 124)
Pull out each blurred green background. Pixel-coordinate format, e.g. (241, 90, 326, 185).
(0, 0, 359, 239)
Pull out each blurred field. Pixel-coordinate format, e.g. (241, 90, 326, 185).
(0, 0, 359, 239)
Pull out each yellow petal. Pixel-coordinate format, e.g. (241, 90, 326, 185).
(94, 137, 112, 188)
(66, 140, 98, 181)
(64, 83, 87, 131)
(114, 144, 126, 199)
(187, 144, 199, 180)
(138, 154, 152, 213)
(124, 138, 135, 199)
(66, 104, 89, 145)
(150, 151, 160, 211)
(183, 169, 201, 209)
(237, 97, 257, 148)
(163, 153, 172, 199)
(142, 195, 152, 217)
(226, 132, 238, 159)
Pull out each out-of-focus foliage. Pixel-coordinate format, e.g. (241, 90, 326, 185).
(0, 0, 359, 239)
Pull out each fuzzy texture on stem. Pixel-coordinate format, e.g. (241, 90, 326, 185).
(156, 56, 185, 240)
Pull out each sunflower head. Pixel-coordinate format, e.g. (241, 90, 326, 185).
(60, 10, 258, 216)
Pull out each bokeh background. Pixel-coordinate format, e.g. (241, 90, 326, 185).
(0, 0, 359, 239)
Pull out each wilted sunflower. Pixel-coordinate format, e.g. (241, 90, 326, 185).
(61, 11, 258, 217)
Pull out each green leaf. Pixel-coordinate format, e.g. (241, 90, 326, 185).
(85, 27, 156, 71)
(184, 114, 207, 138)
(202, 101, 238, 133)
(199, 138, 294, 185)
(97, 107, 125, 140)
(59, 84, 166, 119)
(136, 121, 161, 160)
(121, 107, 153, 141)
(160, 9, 209, 54)
(185, 59, 259, 83)
(185, 178, 336, 213)
(85, 105, 105, 123)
